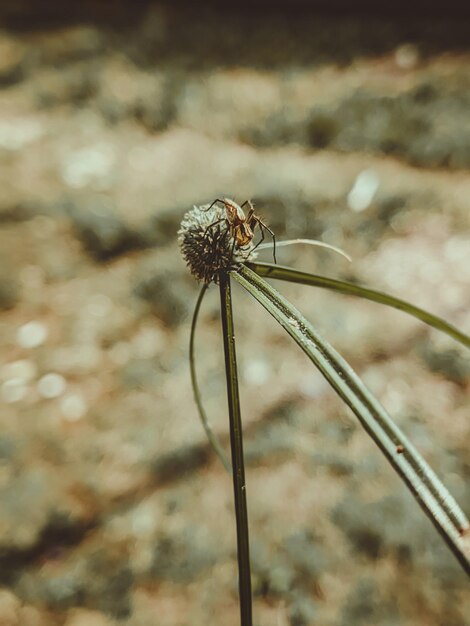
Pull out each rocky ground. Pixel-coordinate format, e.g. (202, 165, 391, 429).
(0, 4, 469, 625)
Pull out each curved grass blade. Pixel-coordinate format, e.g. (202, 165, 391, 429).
(257, 238, 352, 262)
(248, 262, 470, 349)
(190, 284, 231, 472)
(233, 264, 470, 576)
(219, 272, 253, 626)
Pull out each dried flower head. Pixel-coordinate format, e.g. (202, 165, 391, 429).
(179, 203, 256, 283)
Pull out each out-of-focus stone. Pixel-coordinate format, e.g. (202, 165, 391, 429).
(133, 267, 194, 327)
(0, 360, 36, 383)
(17, 605, 46, 626)
(149, 527, 218, 584)
(419, 346, 470, 385)
(0, 588, 20, 626)
(120, 358, 160, 390)
(37, 373, 67, 399)
(61, 144, 115, 189)
(35, 66, 98, 109)
(0, 468, 94, 586)
(17, 551, 133, 619)
(36, 27, 103, 66)
(60, 394, 87, 421)
(66, 200, 148, 261)
(152, 443, 210, 485)
(288, 592, 318, 626)
(64, 608, 112, 626)
(306, 81, 470, 169)
(340, 578, 393, 626)
(283, 529, 327, 581)
(0, 202, 37, 223)
(147, 206, 184, 247)
(0, 272, 19, 310)
(0, 34, 26, 86)
(16, 322, 47, 348)
(1, 379, 28, 404)
(0, 118, 44, 151)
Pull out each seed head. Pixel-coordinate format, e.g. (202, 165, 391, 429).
(178, 203, 255, 284)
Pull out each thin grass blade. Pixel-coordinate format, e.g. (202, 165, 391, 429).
(233, 264, 470, 576)
(257, 238, 352, 262)
(248, 262, 470, 349)
(190, 284, 231, 472)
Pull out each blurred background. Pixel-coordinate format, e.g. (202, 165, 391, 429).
(0, 2, 469, 625)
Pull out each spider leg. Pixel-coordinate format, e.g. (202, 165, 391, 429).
(258, 220, 277, 264)
(201, 198, 226, 213)
(240, 200, 254, 211)
(267, 226, 277, 264)
(203, 218, 226, 237)
(249, 222, 265, 256)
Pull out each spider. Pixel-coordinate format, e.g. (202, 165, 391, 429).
(202, 198, 277, 264)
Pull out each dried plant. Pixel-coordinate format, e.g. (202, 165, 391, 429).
(179, 200, 470, 626)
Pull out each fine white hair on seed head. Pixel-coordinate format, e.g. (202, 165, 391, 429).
(178, 203, 256, 284)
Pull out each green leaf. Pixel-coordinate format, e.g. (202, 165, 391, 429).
(248, 262, 470, 349)
(233, 264, 470, 576)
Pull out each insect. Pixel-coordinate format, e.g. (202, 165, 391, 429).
(202, 198, 277, 263)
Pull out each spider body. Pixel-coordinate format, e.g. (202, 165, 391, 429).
(203, 197, 277, 263)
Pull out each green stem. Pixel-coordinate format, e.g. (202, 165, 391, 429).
(190, 284, 231, 472)
(248, 262, 470, 349)
(219, 272, 253, 625)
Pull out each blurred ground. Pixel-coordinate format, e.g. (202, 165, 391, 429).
(0, 4, 469, 626)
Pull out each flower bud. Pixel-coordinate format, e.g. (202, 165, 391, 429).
(178, 203, 255, 284)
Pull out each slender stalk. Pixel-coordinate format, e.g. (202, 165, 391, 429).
(233, 264, 470, 576)
(219, 272, 253, 625)
(190, 284, 231, 472)
(248, 262, 470, 349)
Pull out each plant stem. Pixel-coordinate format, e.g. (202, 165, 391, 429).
(219, 271, 253, 625)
